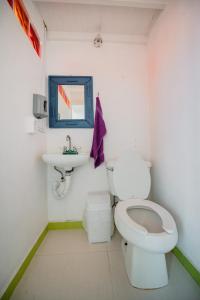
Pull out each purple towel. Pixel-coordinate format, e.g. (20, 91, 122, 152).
(90, 97, 107, 168)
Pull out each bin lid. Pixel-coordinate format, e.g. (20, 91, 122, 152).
(87, 191, 111, 210)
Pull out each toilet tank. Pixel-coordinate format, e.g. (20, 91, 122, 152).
(106, 158, 152, 198)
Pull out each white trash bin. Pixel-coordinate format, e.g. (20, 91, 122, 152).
(83, 191, 114, 243)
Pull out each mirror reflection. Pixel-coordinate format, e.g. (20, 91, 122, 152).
(58, 85, 85, 120)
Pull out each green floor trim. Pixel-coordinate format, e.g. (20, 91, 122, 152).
(172, 247, 200, 286)
(1, 225, 48, 300)
(48, 221, 83, 230)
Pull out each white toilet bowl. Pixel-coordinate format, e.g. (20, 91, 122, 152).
(115, 199, 178, 254)
(107, 151, 178, 289)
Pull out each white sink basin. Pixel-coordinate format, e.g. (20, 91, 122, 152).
(42, 153, 89, 169)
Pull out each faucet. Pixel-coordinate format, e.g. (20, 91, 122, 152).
(66, 135, 72, 151)
(63, 135, 78, 154)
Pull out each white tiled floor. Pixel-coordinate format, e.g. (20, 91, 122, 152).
(11, 229, 200, 300)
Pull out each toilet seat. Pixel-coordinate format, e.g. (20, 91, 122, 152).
(116, 199, 175, 235)
(115, 199, 178, 253)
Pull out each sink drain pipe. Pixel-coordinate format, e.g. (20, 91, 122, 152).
(52, 166, 74, 199)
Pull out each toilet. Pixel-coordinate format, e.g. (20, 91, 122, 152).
(107, 150, 178, 289)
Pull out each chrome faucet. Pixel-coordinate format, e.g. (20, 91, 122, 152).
(63, 135, 78, 154)
(66, 135, 72, 151)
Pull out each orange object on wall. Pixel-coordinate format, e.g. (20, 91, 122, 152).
(7, 0, 13, 8)
(13, 0, 29, 35)
(7, 0, 41, 57)
(29, 24, 41, 57)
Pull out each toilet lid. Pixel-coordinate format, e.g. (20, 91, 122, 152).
(113, 151, 151, 200)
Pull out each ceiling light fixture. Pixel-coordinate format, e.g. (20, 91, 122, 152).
(93, 33, 103, 48)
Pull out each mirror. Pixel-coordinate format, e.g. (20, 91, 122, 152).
(58, 85, 85, 120)
(49, 76, 94, 128)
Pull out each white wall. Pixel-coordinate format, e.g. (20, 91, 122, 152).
(0, 0, 47, 296)
(46, 39, 150, 221)
(148, 0, 200, 271)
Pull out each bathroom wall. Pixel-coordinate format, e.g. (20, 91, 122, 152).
(46, 39, 150, 221)
(148, 0, 200, 270)
(0, 0, 47, 296)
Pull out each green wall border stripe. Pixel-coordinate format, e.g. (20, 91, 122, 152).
(1, 225, 48, 300)
(172, 247, 200, 286)
(48, 221, 83, 230)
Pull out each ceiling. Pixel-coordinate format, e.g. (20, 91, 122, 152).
(33, 0, 168, 9)
(34, 0, 168, 39)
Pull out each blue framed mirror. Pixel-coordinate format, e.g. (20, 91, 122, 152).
(48, 76, 94, 128)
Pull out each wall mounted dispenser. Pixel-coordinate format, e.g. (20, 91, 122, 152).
(33, 94, 48, 119)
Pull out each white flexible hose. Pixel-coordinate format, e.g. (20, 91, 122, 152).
(52, 175, 71, 200)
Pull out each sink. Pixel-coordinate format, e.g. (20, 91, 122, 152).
(42, 153, 89, 169)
